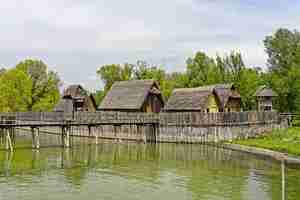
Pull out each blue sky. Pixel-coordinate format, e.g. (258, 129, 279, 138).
(0, 0, 299, 91)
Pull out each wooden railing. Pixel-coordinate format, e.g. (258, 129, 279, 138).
(159, 111, 280, 126)
(279, 113, 300, 126)
(0, 111, 285, 127)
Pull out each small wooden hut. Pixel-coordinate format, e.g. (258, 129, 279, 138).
(54, 85, 97, 113)
(164, 86, 221, 112)
(213, 84, 241, 112)
(255, 86, 277, 111)
(98, 80, 164, 113)
(164, 84, 241, 113)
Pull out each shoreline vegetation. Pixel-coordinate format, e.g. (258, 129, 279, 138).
(232, 127, 300, 157)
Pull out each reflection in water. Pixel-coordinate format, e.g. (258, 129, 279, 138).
(0, 134, 299, 200)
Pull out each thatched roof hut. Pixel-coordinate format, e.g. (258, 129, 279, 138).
(63, 84, 87, 98)
(213, 84, 241, 112)
(254, 85, 278, 97)
(54, 85, 97, 112)
(255, 85, 277, 111)
(164, 86, 219, 112)
(164, 83, 241, 112)
(99, 80, 164, 113)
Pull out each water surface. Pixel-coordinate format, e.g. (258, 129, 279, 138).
(0, 132, 299, 200)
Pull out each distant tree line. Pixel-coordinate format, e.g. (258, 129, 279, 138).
(1, 28, 300, 113)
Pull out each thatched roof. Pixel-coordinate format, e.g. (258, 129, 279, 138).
(164, 83, 241, 111)
(63, 85, 87, 98)
(255, 85, 278, 97)
(99, 79, 163, 110)
(54, 99, 73, 113)
(88, 94, 97, 109)
(213, 84, 241, 109)
(164, 87, 215, 111)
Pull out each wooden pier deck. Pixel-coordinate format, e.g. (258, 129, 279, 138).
(0, 112, 159, 151)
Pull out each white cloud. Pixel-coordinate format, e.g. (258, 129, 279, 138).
(0, 0, 299, 90)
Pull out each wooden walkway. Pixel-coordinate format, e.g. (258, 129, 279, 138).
(0, 120, 158, 128)
(0, 113, 159, 151)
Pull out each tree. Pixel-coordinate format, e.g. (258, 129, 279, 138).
(0, 60, 60, 112)
(264, 28, 300, 112)
(14, 59, 61, 111)
(237, 68, 262, 110)
(0, 68, 32, 112)
(186, 51, 220, 87)
(264, 28, 300, 72)
(97, 63, 134, 92)
(222, 51, 245, 83)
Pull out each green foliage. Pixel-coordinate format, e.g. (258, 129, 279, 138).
(234, 127, 300, 156)
(264, 28, 300, 72)
(264, 28, 300, 112)
(0, 59, 60, 112)
(97, 63, 134, 92)
(236, 68, 262, 110)
(186, 51, 220, 87)
(0, 68, 32, 112)
(94, 90, 105, 107)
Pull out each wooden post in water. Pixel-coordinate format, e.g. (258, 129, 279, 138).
(31, 127, 40, 149)
(88, 126, 91, 137)
(62, 126, 71, 148)
(281, 160, 286, 200)
(154, 123, 159, 143)
(5, 128, 13, 152)
(65, 126, 70, 148)
(117, 125, 122, 142)
(0, 128, 3, 145)
(94, 126, 98, 145)
(35, 128, 40, 149)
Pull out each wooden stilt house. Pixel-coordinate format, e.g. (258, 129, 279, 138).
(98, 80, 164, 113)
(54, 85, 97, 113)
(255, 85, 277, 111)
(164, 86, 221, 113)
(164, 83, 241, 113)
(213, 84, 241, 112)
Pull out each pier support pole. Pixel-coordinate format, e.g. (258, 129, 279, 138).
(0, 128, 3, 145)
(155, 124, 159, 143)
(31, 128, 40, 149)
(281, 160, 286, 200)
(62, 126, 70, 148)
(5, 128, 13, 152)
(95, 127, 98, 145)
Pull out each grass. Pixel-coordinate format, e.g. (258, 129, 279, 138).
(233, 127, 300, 156)
(292, 119, 300, 127)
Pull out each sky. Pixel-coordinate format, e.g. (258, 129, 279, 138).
(0, 0, 300, 91)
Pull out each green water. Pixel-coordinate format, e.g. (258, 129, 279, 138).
(0, 132, 299, 200)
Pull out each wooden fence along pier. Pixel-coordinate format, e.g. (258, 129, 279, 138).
(0, 111, 289, 151)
